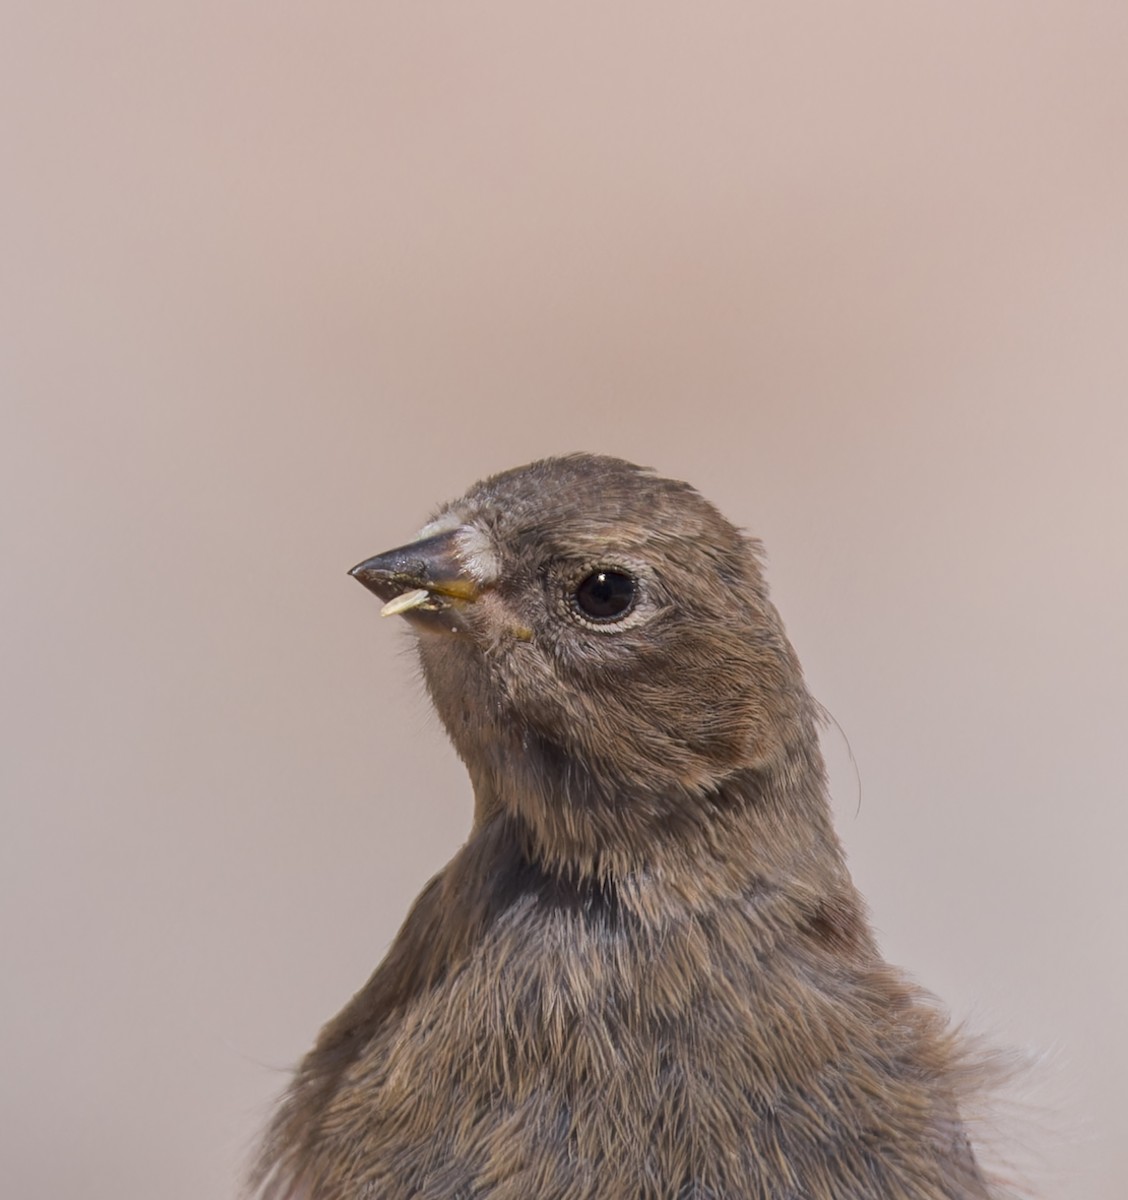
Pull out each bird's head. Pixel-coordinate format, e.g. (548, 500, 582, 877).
(351, 454, 822, 875)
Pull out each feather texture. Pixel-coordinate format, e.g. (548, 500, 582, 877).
(251, 455, 1015, 1200)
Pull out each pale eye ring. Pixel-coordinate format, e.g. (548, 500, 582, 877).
(572, 569, 637, 622)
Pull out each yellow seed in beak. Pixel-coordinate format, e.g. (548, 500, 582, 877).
(379, 588, 432, 618)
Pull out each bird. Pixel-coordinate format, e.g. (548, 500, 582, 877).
(251, 453, 1010, 1200)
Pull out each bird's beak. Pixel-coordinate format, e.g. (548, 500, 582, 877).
(348, 529, 481, 620)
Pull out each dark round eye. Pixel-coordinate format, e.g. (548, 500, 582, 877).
(573, 570, 636, 622)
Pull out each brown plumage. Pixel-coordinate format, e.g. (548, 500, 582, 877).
(252, 453, 1010, 1199)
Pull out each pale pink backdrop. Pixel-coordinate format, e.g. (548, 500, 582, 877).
(2, 5, 1125, 1198)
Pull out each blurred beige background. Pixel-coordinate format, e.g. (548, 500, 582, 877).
(2, 3, 1125, 1197)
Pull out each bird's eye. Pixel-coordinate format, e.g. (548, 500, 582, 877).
(573, 570, 637, 622)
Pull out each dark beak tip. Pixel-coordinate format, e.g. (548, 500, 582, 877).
(348, 556, 387, 583)
(348, 558, 394, 599)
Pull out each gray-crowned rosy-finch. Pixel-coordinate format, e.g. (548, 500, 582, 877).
(252, 454, 1008, 1200)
